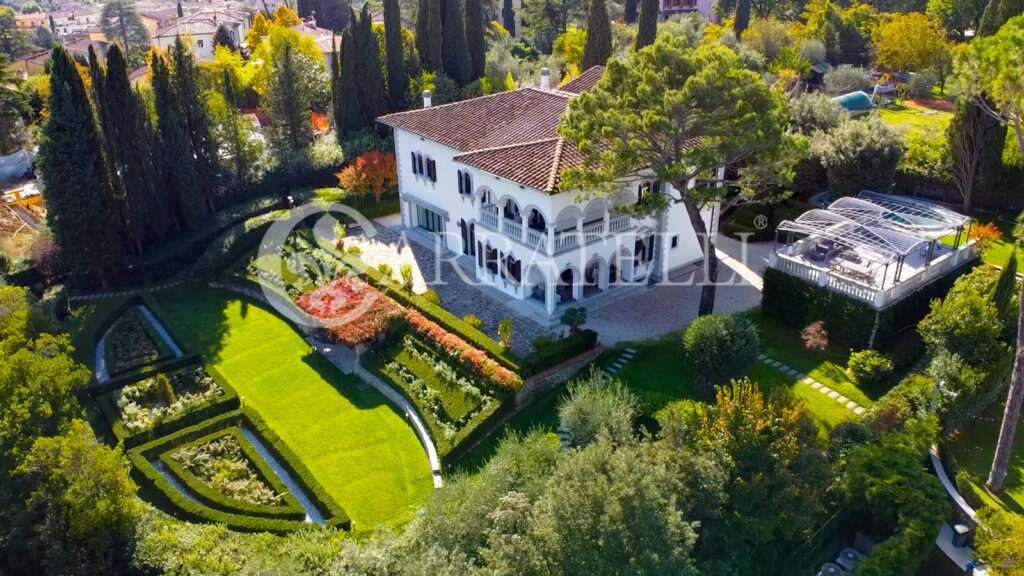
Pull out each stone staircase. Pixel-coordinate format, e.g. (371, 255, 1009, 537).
(603, 347, 638, 377)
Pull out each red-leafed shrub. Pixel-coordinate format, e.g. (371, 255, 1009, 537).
(406, 309, 522, 392)
(296, 277, 404, 346)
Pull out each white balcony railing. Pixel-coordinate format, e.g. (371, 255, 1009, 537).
(526, 228, 547, 251)
(609, 216, 630, 233)
(480, 204, 498, 230)
(583, 221, 605, 244)
(555, 231, 579, 252)
(503, 218, 522, 240)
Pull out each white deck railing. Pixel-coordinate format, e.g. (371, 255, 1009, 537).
(768, 241, 980, 309)
(526, 228, 547, 251)
(503, 218, 522, 240)
(480, 204, 498, 230)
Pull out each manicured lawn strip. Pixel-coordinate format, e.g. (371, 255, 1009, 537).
(946, 401, 1024, 515)
(159, 427, 307, 520)
(877, 103, 953, 139)
(746, 363, 855, 438)
(748, 311, 874, 406)
(96, 363, 240, 448)
(128, 411, 314, 533)
(154, 284, 433, 529)
(940, 214, 1022, 270)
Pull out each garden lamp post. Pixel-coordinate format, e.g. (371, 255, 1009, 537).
(929, 380, 958, 413)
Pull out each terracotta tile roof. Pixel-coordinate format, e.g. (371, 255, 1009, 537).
(560, 65, 605, 94)
(377, 74, 615, 194)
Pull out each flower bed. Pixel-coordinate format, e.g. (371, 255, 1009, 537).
(114, 367, 223, 434)
(105, 307, 171, 374)
(168, 431, 285, 507)
(295, 276, 404, 346)
(405, 309, 522, 391)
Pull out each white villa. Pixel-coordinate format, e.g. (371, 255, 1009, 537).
(768, 191, 979, 309)
(378, 66, 715, 318)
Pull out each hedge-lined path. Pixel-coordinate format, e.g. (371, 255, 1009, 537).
(70, 279, 184, 302)
(92, 304, 184, 383)
(239, 426, 327, 524)
(757, 354, 865, 415)
(603, 347, 637, 377)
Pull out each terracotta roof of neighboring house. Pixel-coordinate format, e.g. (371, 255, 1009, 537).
(64, 37, 107, 55)
(559, 65, 604, 94)
(128, 65, 149, 82)
(379, 78, 613, 193)
(155, 20, 219, 37)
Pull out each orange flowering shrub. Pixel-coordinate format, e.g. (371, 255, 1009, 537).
(969, 222, 1002, 254)
(296, 277, 404, 346)
(405, 310, 522, 392)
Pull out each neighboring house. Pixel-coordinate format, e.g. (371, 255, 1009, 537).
(378, 66, 716, 317)
(291, 21, 337, 73)
(15, 12, 49, 30)
(49, 8, 101, 39)
(7, 50, 50, 78)
(153, 20, 219, 60)
(660, 0, 716, 22)
(832, 91, 874, 116)
(64, 37, 108, 66)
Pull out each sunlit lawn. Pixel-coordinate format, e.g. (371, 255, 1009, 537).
(877, 101, 953, 140)
(947, 400, 1024, 516)
(154, 284, 433, 529)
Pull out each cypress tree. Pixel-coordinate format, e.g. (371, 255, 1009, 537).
(465, 0, 486, 80)
(441, 0, 471, 85)
(580, 0, 611, 70)
(634, 0, 658, 51)
(171, 37, 218, 211)
(220, 68, 249, 178)
(978, 0, 1024, 36)
(426, 0, 443, 74)
(383, 0, 407, 109)
(357, 3, 386, 122)
(152, 54, 204, 228)
(415, 0, 433, 70)
(624, 0, 638, 23)
(86, 45, 128, 250)
(993, 251, 1019, 333)
(264, 40, 314, 153)
(98, 45, 169, 250)
(501, 0, 514, 36)
(38, 46, 120, 284)
(733, 0, 751, 35)
(334, 28, 364, 137)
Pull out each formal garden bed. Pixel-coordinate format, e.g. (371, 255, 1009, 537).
(104, 306, 176, 375)
(97, 364, 239, 447)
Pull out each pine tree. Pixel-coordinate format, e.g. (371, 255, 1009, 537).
(334, 27, 364, 137)
(465, 0, 486, 80)
(37, 46, 120, 283)
(152, 54, 204, 228)
(264, 39, 314, 153)
(384, 0, 407, 109)
(580, 0, 611, 70)
(97, 45, 169, 250)
(357, 4, 386, 122)
(170, 37, 219, 211)
(442, 0, 471, 84)
(634, 0, 658, 51)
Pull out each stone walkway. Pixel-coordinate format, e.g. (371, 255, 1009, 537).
(603, 347, 637, 377)
(757, 354, 865, 415)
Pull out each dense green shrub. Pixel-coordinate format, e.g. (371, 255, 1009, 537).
(847, 350, 894, 387)
(820, 117, 906, 197)
(682, 314, 760, 388)
(906, 72, 936, 98)
(423, 289, 441, 305)
(898, 126, 951, 182)
(522, 329, 599, 375)
(789, 92, 846, 135)
(918, 265, 1007, 366)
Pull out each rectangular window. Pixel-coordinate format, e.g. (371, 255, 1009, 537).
(196, 39, 204, 47)
(671, 235, 679, 249)
(416, 206, 444, 233)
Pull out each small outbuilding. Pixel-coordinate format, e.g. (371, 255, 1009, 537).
(831, 91, 875, 116)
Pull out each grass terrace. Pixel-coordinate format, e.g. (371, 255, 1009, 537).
(152, 283, 434, 528)
(947, 401, 1024, 516)
(877, 99, 954, 139)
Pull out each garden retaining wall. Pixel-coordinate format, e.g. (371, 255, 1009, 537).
(515, 346, 606, 407)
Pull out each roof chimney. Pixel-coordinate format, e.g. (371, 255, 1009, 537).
(540, 67, 550, 90)
(422, 90, 432, 108)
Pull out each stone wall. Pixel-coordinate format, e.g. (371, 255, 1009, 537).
(515, 346, 605, 407)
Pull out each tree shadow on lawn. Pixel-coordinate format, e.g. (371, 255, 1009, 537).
(298, 350, 400, 416)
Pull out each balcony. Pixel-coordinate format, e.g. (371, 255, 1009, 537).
(478, 204, 636, 255)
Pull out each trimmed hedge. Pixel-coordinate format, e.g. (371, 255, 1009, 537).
(159, 427, 307, 521)
(522, 329, 599, 375)
(97, 364, 240, 448)
(129, 409, 351, 531)
(128, 412, 312, 533)
(345, 254, 523, 372)
(68, 295, 140, 367)
(761, 257, 979, 349)
(88, 354, 204, 397)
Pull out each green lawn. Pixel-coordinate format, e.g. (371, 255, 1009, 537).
(947, 401, 1024, 515)
(963, 214, 1020, 269)
(877, 102, 953, 140)
(153, 284, 433, 529)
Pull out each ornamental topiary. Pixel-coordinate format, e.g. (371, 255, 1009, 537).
(682, 314, 760, 390)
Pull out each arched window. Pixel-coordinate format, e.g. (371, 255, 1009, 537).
(457, 170, 465, 194)
(462, 171, 472, 195)
(411, 152, 425, 176)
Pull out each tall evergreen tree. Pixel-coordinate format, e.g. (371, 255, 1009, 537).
(733, 0, 752, 35)
(441, 0, 471, 84)
(465, 0, 486, 80)
(427, 0, 443, 72)
(264, 40, 314, 153)
(502, 0, 515, 35)
(37, 46, 119, 283)
(152, 54, 204, 228)
(96, 45, 169, 251)
(170, 37, 219, 210)
(384, 0, 407, 109)
(634, 0, 658, 51)
(357, 4, 386, 122)
(415, 0, 433, 70)
(333, 28, 365, 137)
(580, 0, 611, 70)
(624, 0, 638, 22)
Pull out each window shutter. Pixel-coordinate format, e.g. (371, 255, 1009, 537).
(428, 159, 437, 182)
(647, 236, 655, 261)
(411, 152, 417, 174)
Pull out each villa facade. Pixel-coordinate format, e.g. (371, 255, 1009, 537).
(378, 67, 715, 317)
